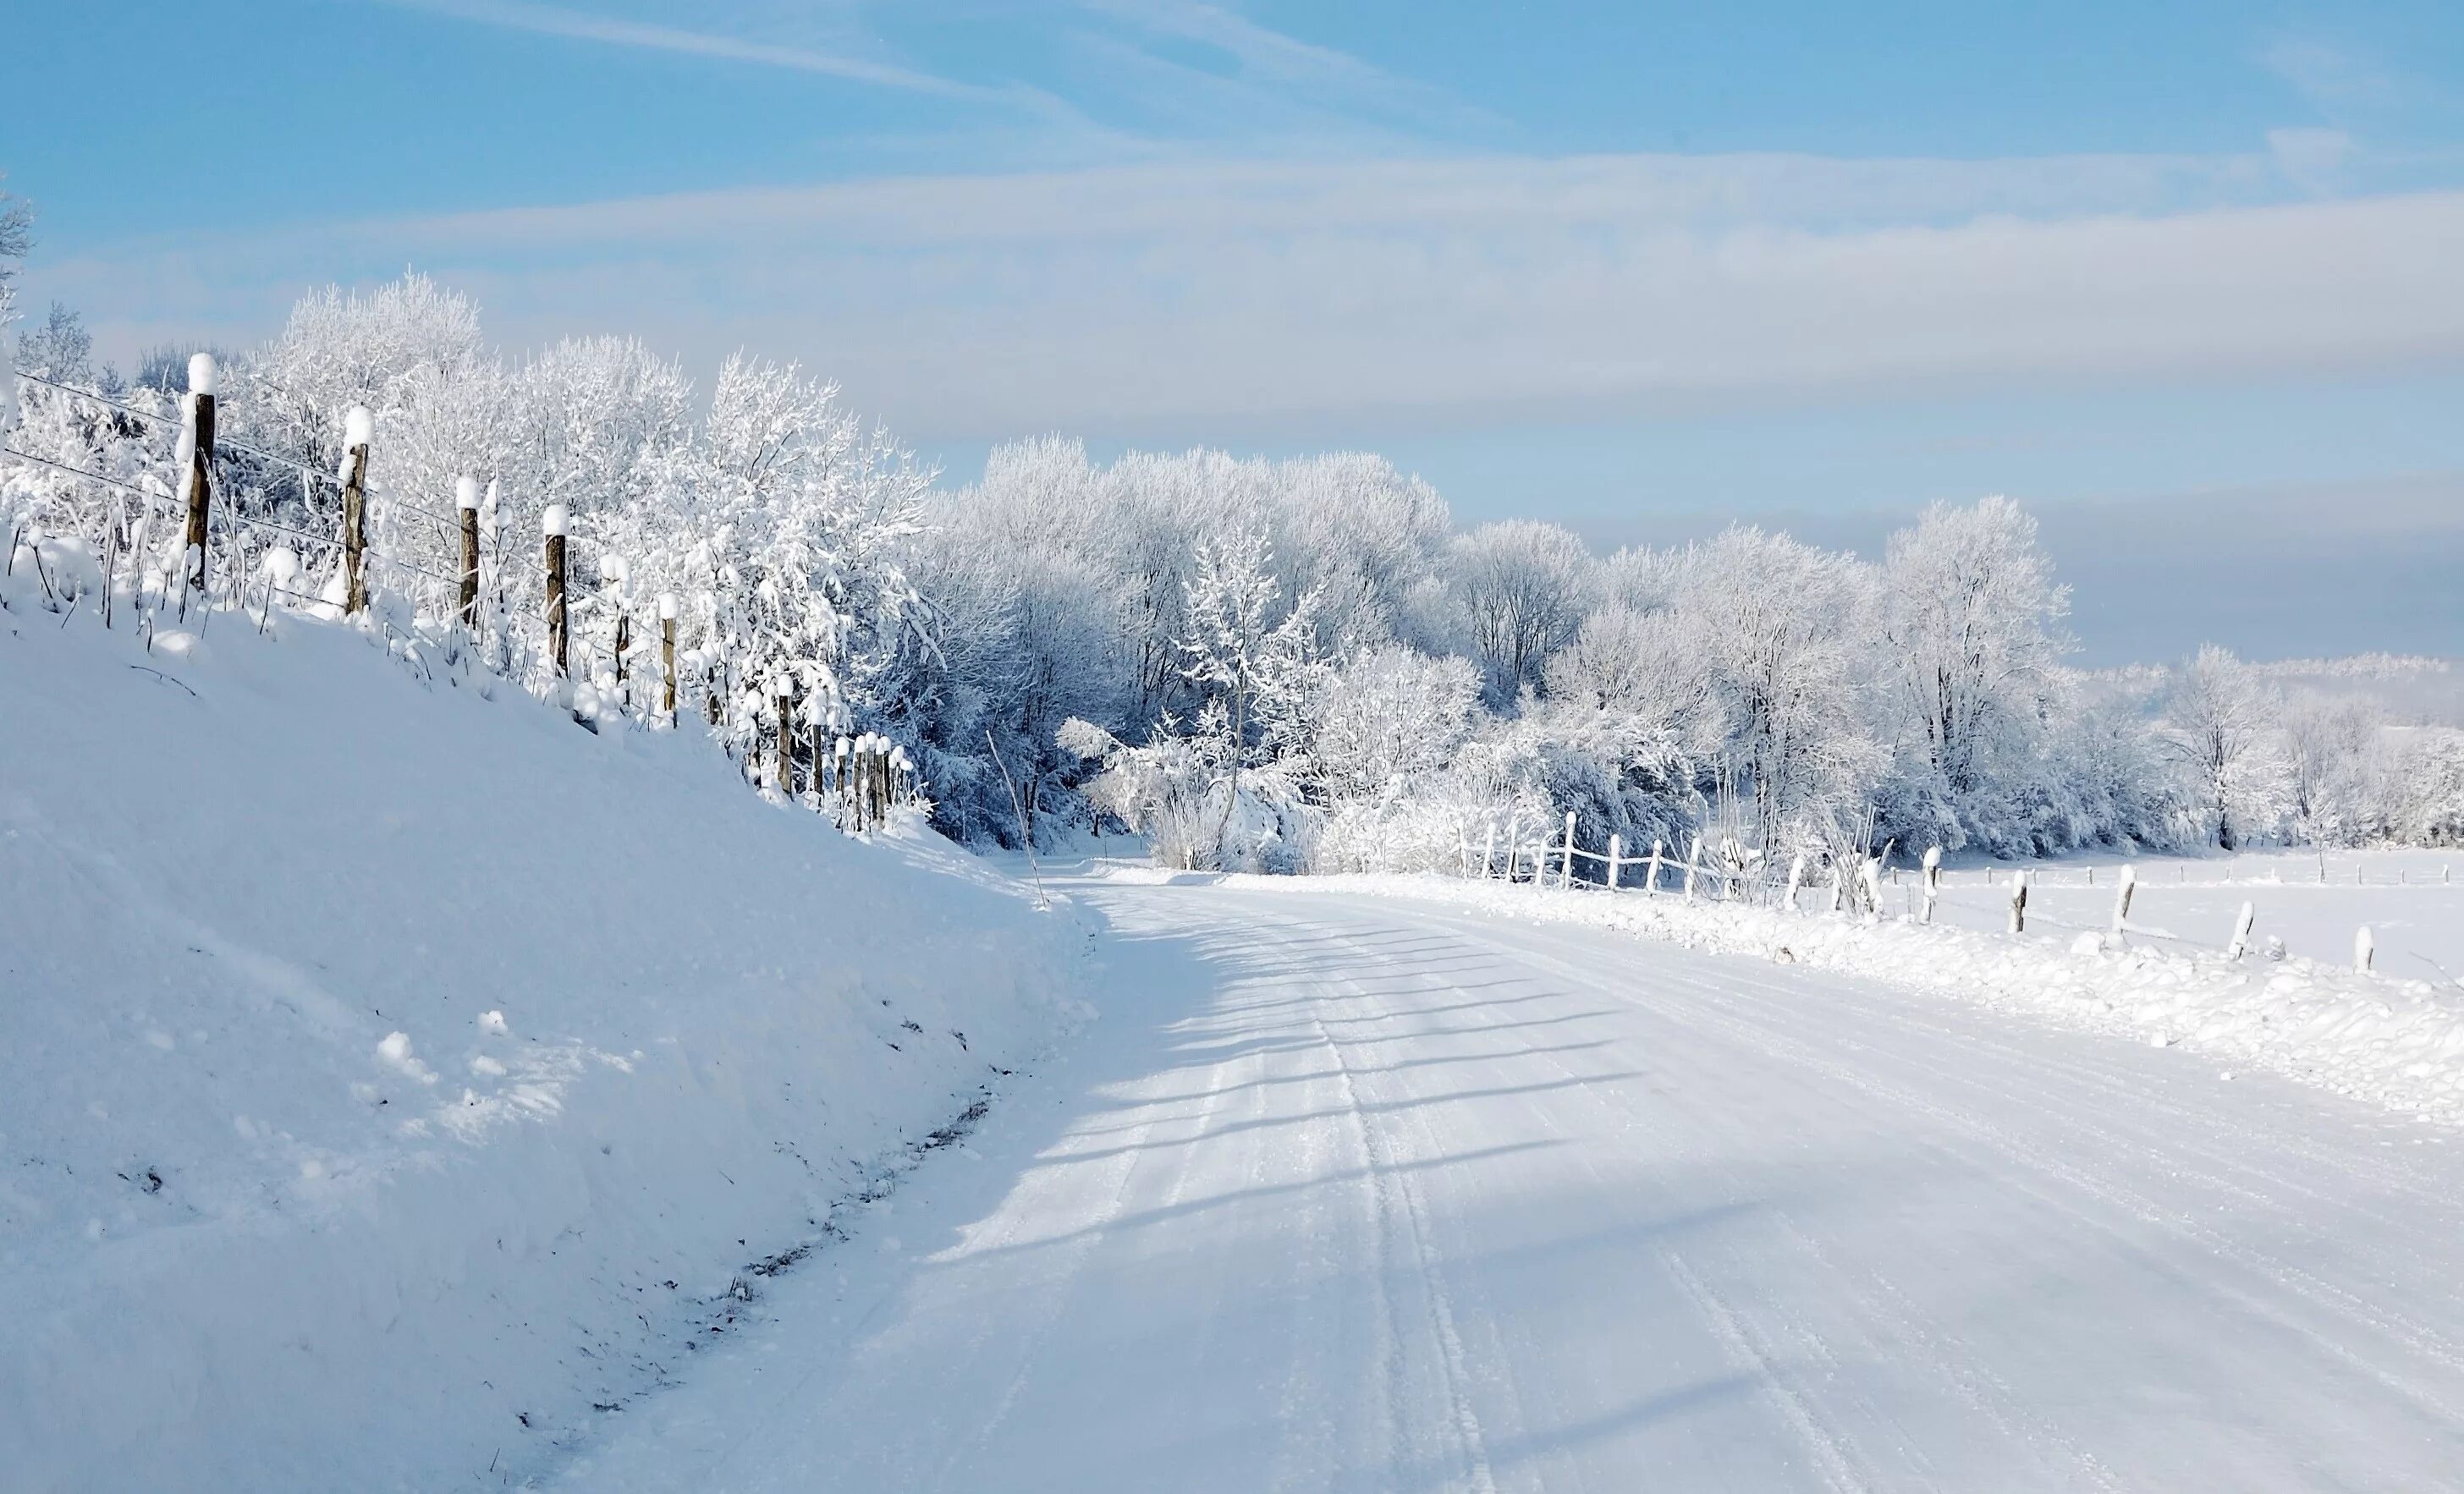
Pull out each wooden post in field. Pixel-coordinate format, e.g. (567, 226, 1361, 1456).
(775, 683, 795, 797)
(180, 354, 217, 612)
(1646, 838, 1664, 895)
(2354, 926, 2374, 974)
(1607, 834, 1623, 891)
(2007, 871, 2028, 934)
(542, 504, 569, 675)
(1785, 852, 1806, 911)
(1559, 812, 1577, 889)
(657, 593, 678, 722)
(455, 476, 481, 629)
(341, 405, 373, 616)
(1683, 836, 1702, 901)
(2109, 864, 2137, 936)
(1481, 821, 1498, 879)
(2227, 902, 2255, 959)
(1920, 846, 1942, 924)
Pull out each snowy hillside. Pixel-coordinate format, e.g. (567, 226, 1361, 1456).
(0, 601, 1087, 1493)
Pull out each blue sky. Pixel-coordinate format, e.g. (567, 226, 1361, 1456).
(5, 0, 2463, 659)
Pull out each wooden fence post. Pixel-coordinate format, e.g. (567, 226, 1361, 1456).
(542, 504, 569, 675)
(1920, 845, 1942, 924)
(341, 405, 373, 616)
(1785, 852, 1806, 911)
(1683, 836, 1702, 901)
(2354, 926, 2373, 974)
(2109, 864, 2137, 936)
(180, 354, 216, 612)
(455, 475, 481, 629)
(1481, 821, 1498, 880)
(2007, 871, 2028, 934)
(657, 593, 678, 722)
(775, 683, 795, 798)
(2227, 901, 2255, 959)
(1559, 811, 1577, 889)
(1646, 838, 1664, 894)
(1607, 834, 1622, 891)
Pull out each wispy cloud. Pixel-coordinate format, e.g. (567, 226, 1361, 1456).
(1070, 0, 1494, 140)
(370, 0, 1007, 102)
(2260, 37, 2399, 112)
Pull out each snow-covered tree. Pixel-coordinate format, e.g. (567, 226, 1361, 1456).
(1444, 519, 1597, 710)
(1176, 526, 1328, 867)
(1880, 496, 2071, 851)
(2162, 645, 2286, 849)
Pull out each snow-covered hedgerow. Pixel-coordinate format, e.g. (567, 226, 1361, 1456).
(0, 604, 1089, 1493)
(1235, 873, 2464, 1127)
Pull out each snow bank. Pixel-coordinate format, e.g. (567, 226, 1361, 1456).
(0, 603, 1088, 1492)
(1229, 873, 2464, 1126)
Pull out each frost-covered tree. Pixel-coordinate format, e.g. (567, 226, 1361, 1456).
(0, 177, 29, 441)
(2162, 645, 2285, 849)
(1878, 497, 2071, 853)
(1680, 526, 1885, 856)
(1177, 526, 1328, 865)
(1444, 519, 1597, 709)
(1304, 646, 1480, 804)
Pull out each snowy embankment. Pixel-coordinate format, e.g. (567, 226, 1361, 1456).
(0, 599, 1087, 1492)
(1219, 871, 2464, 1126)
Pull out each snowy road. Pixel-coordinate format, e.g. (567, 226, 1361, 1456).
(553, 875, 2464, 1491)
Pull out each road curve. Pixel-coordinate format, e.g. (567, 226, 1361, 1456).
(553, 874, 2464, 1492)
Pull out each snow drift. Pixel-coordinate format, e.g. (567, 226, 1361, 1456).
(0, 597, 1086, 1492)
(1230, 872, 2464, 1127)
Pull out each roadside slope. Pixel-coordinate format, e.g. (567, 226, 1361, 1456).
(0, 607, 1086, 1493)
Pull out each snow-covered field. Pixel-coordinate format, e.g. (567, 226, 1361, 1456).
(1921, 849, 2463, 976)
(0, 605, 1088, 1493)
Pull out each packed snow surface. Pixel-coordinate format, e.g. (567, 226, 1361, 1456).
(553, 869, 2464, 1491)
(0, 607, 1086, 1492)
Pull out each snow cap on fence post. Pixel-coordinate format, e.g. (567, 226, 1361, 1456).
(455, 475, 480, 511)
(541, 504, 568, 537)
(344, 405, 374, 453)
(186, 352, 217, 397)
(2355, 926, 2374, 974)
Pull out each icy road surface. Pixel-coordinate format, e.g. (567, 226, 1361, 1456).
(554, 875, 2464, 1491)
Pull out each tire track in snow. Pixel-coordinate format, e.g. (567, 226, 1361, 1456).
(1303, 948, 1499, 1494)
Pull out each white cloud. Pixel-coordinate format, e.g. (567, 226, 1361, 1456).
(36, 151, 2464, 439)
